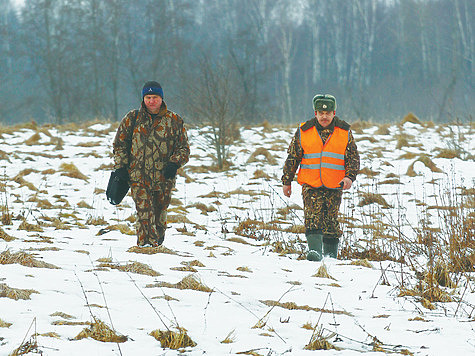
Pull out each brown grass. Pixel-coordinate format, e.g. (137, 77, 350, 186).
(74, 317, 127, 343)
(0, 318, 12, 327)
(127, 245, 180, 255)
(187, 202, 217, 215)
(358, 167, 380, 178)
(98, 261, 161, 276)
(260, 300, 351, 316)
(0, 250, 59, 269)
(312, 263, 336, 280)
(59, 162, 89, 181)
(304, 329, 340, 351)
(148, 274, 213, 293)
(150, 327, 196, 349)
(0, 283, 39, 300)
(358, 192, 391, 208)
(246, 147, 277, 165)
(401, 112, 422, 125)
(406, 155, 443, 177)
(0, 227, 15, 241)
(50, 312, 75, 319)
(350, 259, 374, 268)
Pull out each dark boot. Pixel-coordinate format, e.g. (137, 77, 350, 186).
(306, 231, 323, 261)
(323, 236, 339, 258)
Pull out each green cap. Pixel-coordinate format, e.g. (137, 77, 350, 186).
(313, 94, 336, 111)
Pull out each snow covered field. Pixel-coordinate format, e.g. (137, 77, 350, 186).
(0, 118, 474, 355)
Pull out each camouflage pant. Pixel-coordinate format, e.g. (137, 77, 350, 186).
(302, 185, 343, 237)
(130, 181, 173, 246)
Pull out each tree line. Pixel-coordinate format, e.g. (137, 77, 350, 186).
(0, 0, 473, 125)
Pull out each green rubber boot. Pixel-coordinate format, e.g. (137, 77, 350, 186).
(306, 232, 323, 261)
(323, 236, 340, 258)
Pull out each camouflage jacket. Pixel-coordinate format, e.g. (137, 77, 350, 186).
(282, 116, 360, 186)
(113, 101, 190, 190)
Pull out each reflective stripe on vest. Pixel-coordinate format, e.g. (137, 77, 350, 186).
(297, 124, 349, 188)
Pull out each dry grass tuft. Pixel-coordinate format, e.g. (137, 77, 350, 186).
(358, 192, 391, 208)
(350, 120, 374, 134)
(0, 283, 39, 300)
(35, 332, 60, 338)
(312, 263, 336, 280)
(358, 167, 379, 178)
(374, 124, 391, 135)
(0, 318, 12, 327)
(59, 162, 89, 181)
(246, 147, 277, 165)
(0, 250, 59, 269)
(0, 227, 15, 241)
(74, 317, 127, 343)
(304, 329, 340, 351)
(401, 112, 422, 125)
(187, 202, 217, 215)
(18, 220, 44, 232)
(99, 261, 161, 276)
(50, 312, 75, 320)
(9, 337, 41, 356)
(406, 155, 443, 177)
(150, 274, 213, 293)
(260, 299, 351, 316)
(149, 327, 196, 349)
(252, 169, 272, 180)
(24, 132, 42, 145)
(434, 148, 461, 159)
(127, 245, 179, 255)
(350, 259, 374, 268)
(220, 330, 236, 344)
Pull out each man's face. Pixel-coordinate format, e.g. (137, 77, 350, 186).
(144, 94, 162, 113)
(316, 110, 335, 128)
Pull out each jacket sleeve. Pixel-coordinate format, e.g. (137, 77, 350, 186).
(344, 130, 360, 181)
(168, 117, 190, 167)
(281, 128, 303, 185)
(112, 110, 136, 170)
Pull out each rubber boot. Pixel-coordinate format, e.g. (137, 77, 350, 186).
(323, 236, 339, 258)
(306, 231, 323, 261)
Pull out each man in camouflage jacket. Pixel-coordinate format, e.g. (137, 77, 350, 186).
(282, 94, 359, 261)
(113, 81, 190, 247)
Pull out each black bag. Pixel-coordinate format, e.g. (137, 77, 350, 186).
(106, 110, 138, 205)
(106, 171, 130, 205)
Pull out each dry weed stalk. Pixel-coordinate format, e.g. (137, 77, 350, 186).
(304, 327, 340, 351)
(220, 329, 236, 344)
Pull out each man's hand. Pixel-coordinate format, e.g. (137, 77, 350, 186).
(339, 177, 353, 190)
(283, 184, 292, 197)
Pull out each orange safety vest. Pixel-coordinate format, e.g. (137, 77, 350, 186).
(297, 124, 349, 188)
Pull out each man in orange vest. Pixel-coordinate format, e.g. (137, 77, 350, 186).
(282, 94, 359, 261)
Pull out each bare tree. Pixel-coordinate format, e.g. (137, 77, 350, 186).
(184, 56, 243, 169)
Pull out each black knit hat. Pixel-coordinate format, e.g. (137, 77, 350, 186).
(142, 81, 164, 99)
